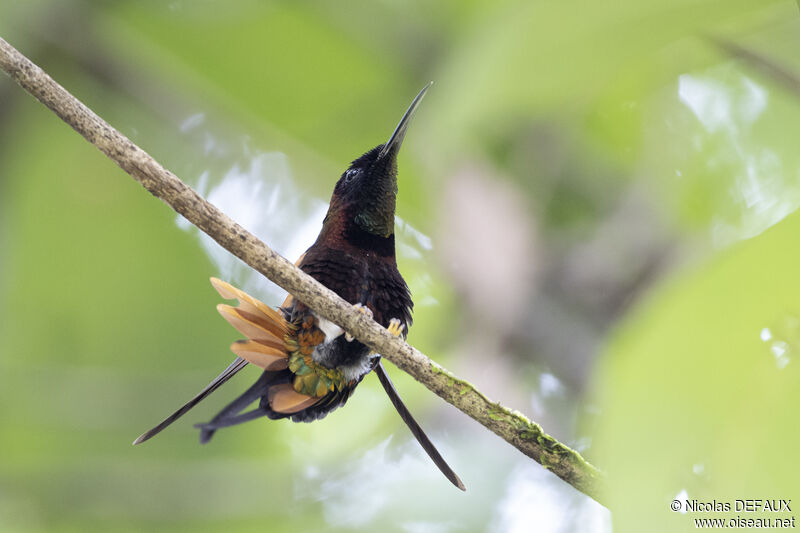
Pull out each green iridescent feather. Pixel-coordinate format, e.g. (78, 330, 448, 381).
(286, 335, 347, 397)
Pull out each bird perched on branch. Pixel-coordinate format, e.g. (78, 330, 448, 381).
(134, 83, 464, 491)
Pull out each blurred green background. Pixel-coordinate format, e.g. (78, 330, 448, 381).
(1, 1, 799, 532)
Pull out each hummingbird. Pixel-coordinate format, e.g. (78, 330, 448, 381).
(134, 83, 465, 491)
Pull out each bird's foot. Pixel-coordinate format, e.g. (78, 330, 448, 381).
(346, 304, 374, 342)
(387, 318, 405, 337)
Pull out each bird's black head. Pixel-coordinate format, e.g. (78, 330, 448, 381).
(328, 83, 431, 238)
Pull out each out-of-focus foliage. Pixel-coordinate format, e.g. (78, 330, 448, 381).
(1, 1, 798, 532)
(593, 206, 800, 532)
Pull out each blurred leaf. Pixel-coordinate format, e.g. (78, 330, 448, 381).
(592, 208, 800, 532)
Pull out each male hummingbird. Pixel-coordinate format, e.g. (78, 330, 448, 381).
(134, 83, 465, 491)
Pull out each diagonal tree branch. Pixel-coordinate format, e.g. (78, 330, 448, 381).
(0, 36, 606, 505)
(708, 36, 800, 99)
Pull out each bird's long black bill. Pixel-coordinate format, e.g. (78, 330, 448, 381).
(132, 357, 248, 445)
(374, 362, 466, 491)
(378, 81, 432, 159)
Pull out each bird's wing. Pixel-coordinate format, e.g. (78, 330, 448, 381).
(374, 362, 466, 491)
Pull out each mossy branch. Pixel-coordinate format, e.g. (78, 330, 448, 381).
(0, 36, 606, 505)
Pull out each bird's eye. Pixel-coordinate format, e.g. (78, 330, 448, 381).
(344, 169, 359, 182)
